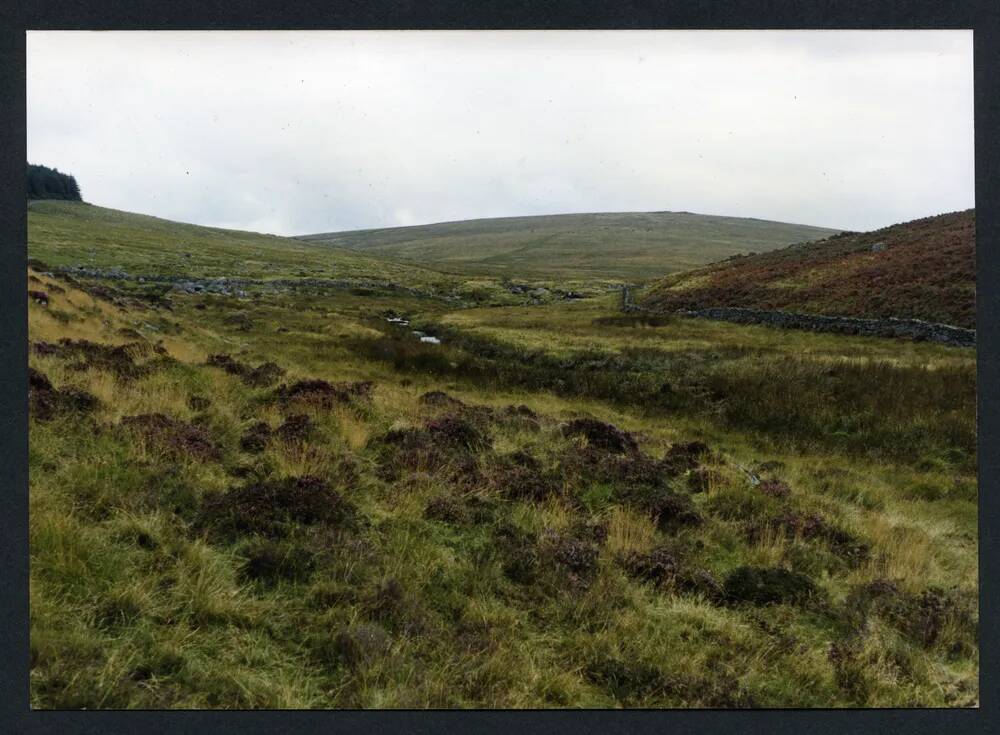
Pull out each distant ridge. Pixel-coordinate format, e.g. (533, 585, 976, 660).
(638, 209, 975, 329)
(299, 210, 842, 280)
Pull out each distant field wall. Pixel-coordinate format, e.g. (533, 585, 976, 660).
(624, 291, 975, 347)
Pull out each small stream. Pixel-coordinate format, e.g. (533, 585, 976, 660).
(385, 316, 442, 344)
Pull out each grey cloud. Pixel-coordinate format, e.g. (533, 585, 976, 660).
(27, 30, 973, 236)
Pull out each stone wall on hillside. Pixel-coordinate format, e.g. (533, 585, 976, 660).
(622, 288, 975, 348)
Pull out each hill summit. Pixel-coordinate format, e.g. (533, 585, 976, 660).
(299, 211, 841, 280)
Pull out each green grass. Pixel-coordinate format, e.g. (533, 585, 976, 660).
(28, 200, 459, 286)
(27, 204, 977, 710)
(299, 211, 841, 281)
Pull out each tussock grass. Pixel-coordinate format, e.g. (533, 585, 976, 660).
(27, 236, 977, 709)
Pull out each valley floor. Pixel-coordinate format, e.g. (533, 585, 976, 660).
(27, 266, 978, 709)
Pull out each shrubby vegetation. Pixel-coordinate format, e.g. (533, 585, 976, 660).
(26, 203, 978, 709)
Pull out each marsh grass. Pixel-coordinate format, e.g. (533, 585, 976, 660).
(27, 214, 977, 709)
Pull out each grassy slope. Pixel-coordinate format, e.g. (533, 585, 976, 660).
(28, 266, 977, 710)
(299, 211, 841, 280)
(27, 201, 631, 306)
(638, 210, 975, 329)
(27, 200, 453, 287)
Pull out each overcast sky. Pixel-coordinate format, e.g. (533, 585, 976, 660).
(27, 30, 973, 235)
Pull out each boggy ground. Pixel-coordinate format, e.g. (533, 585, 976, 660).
(28, 267, 977, 709)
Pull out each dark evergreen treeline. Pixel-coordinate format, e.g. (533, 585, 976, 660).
(27, 163, 82, 201)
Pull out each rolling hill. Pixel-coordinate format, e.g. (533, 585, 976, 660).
(27, 200, 452, 287)
(638, 209, 976, 329)
(298, 211, 842, 280)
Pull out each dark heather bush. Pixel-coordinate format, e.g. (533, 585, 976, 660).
(584, 656, 665, 703)
(240, 538, 315, 584)
(240, 422, 273, 453)
(275, 379, 373, 408)
(418, 390, 465, 408)
(490, 461, 561, 502)
(187, 395, 212, 411)
(560, 445, 665, 494)
(47, 338, 152, 380)
(200, 475, 354, 539)
(723, 565, 820, 606)
(687, 466, 720, 493)
(424, 495, 471, 524)
(644, 488, 702, 531)
(274, 414, 314, 443)
(424, 415, 490, 452)
(329, 624, 392, 669)
(661, 441, 711, 474)
(541, 529, 600, 587)
(620, 547, 723, 600)
(758, 479, 791, 498)
(245, 362, 285, 387)
(29, 368, 99, 420)
(495, 523, 540, 585)
(562, 418, 639, 454)
(120, 413, 220, 461)
(747, 512, 870, 567)
(206, 354, 285, 386)
(365, 579, 416, 631)
(845, 579, 977, 648)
